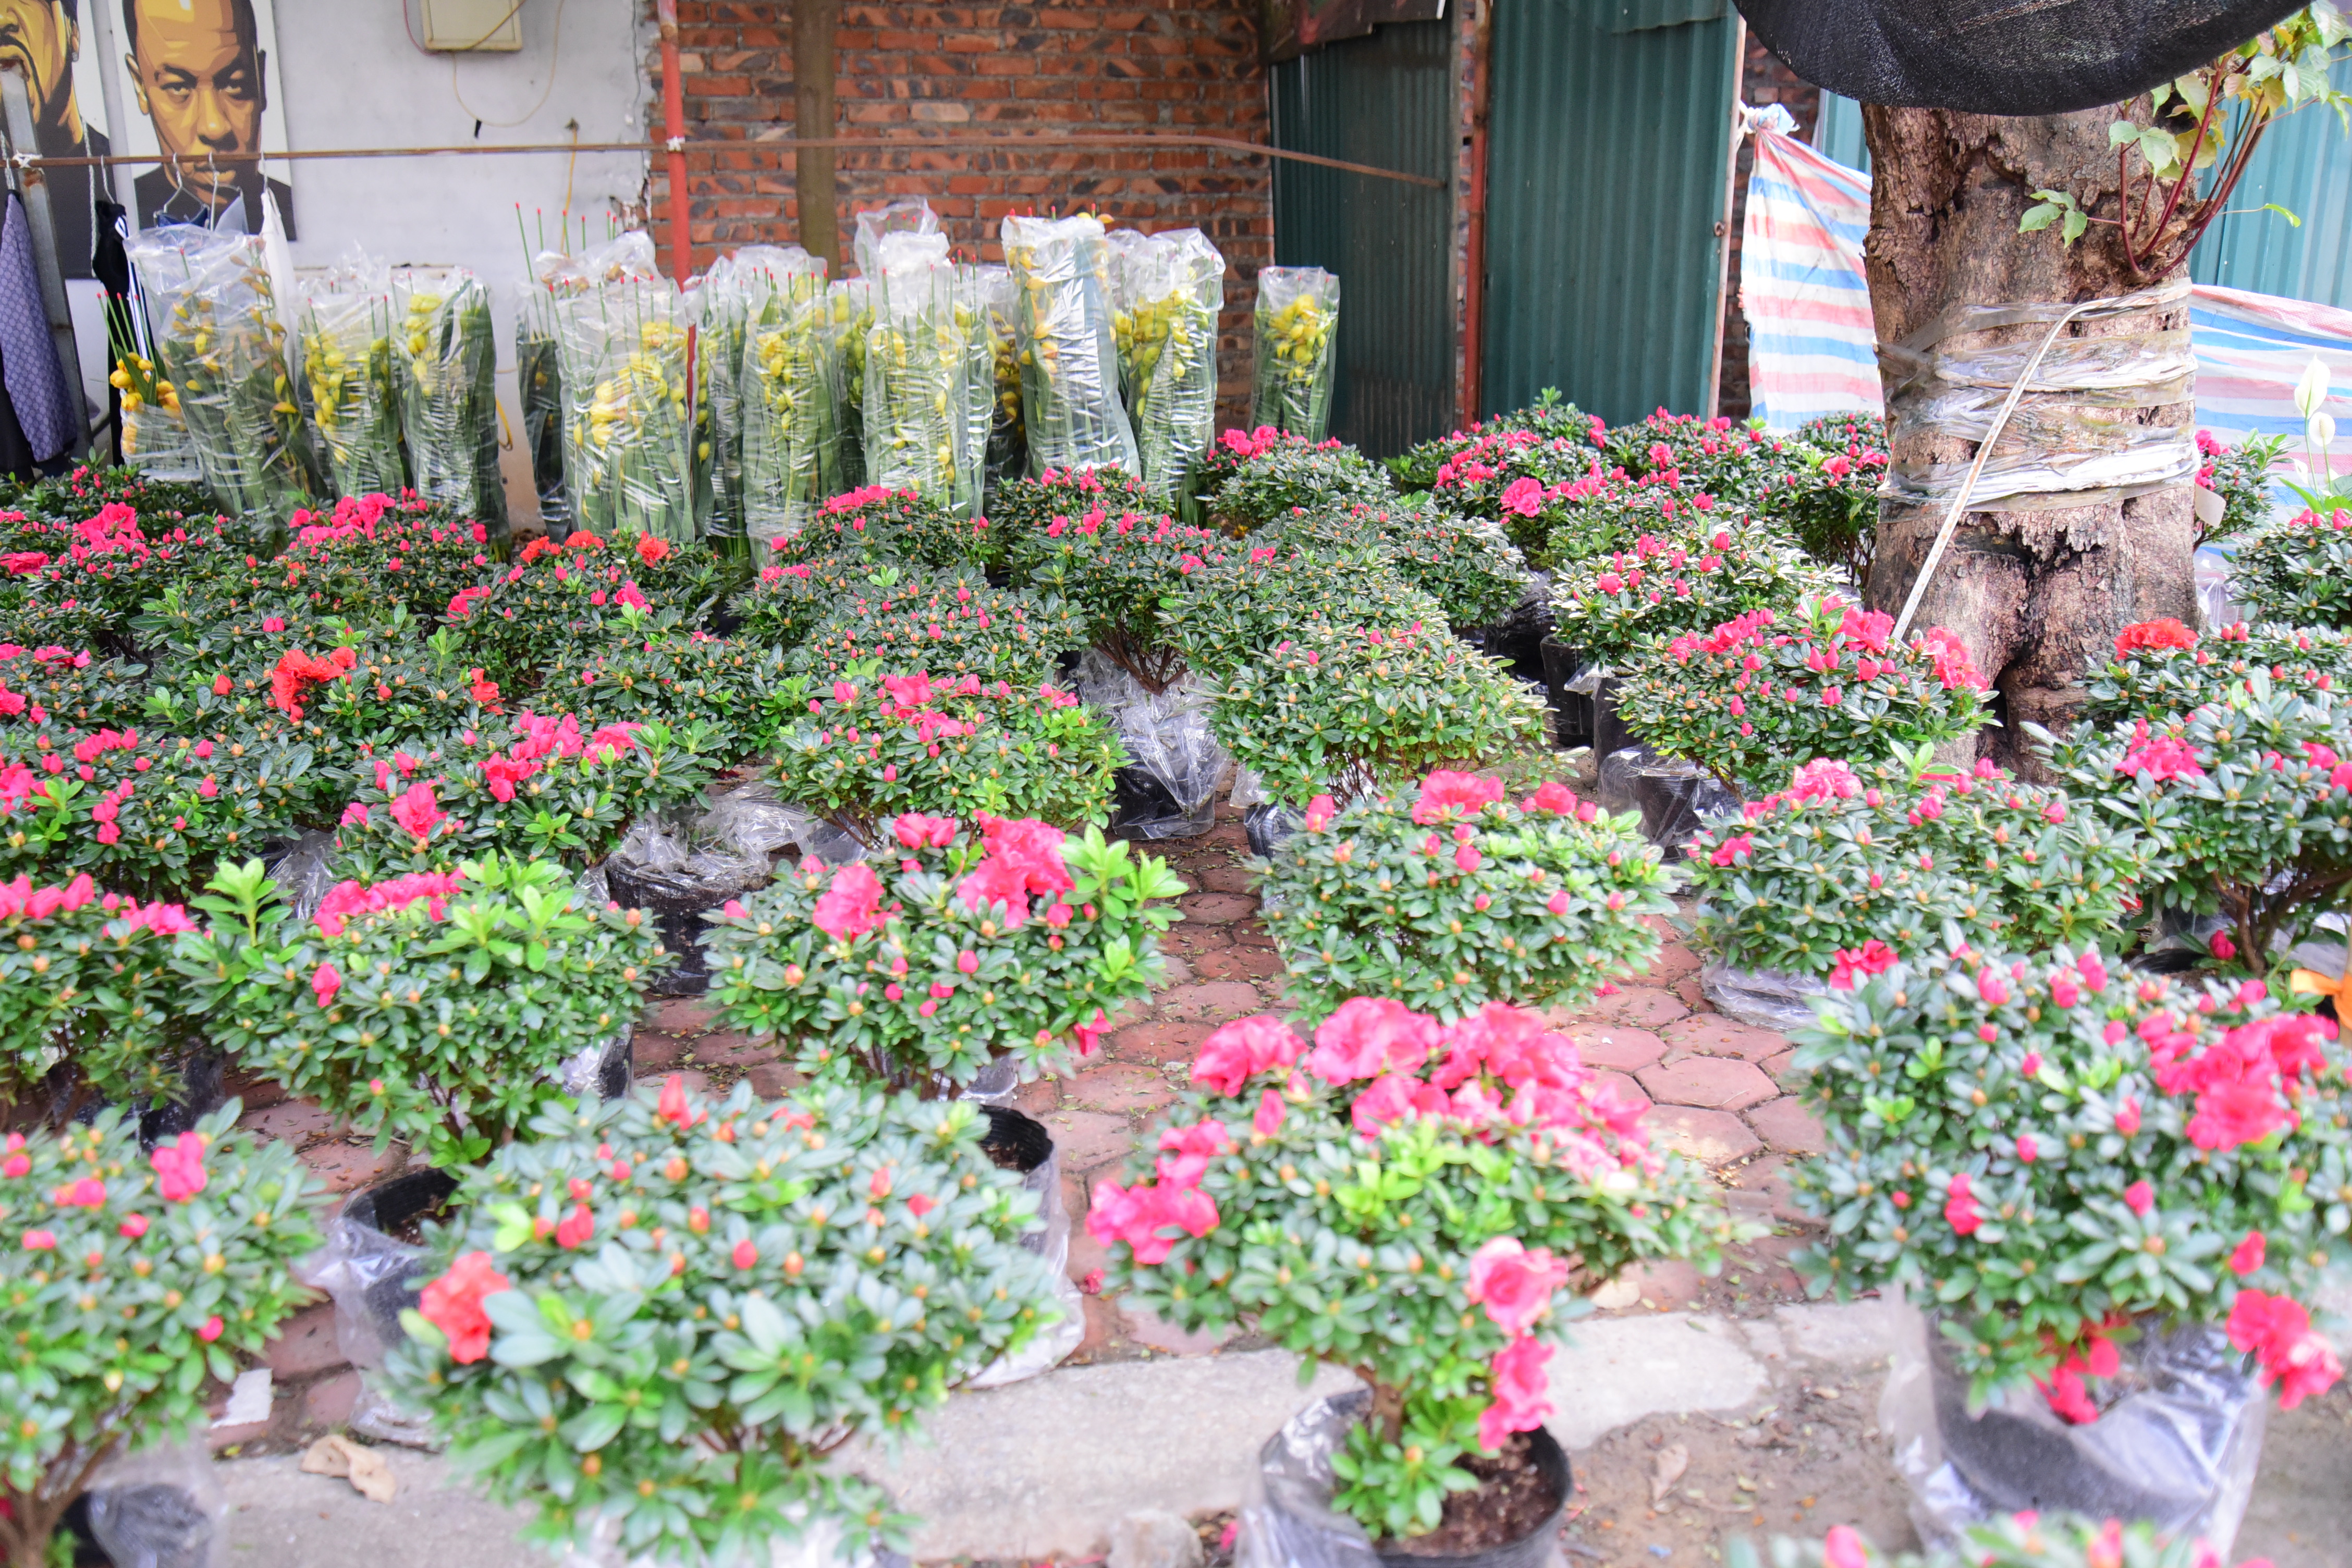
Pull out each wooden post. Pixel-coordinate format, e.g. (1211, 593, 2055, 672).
(794, 0, 841, 271)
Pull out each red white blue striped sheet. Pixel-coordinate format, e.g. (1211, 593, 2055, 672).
(1739, 128, 1882, 430)
(2188, 284, 2352, 487)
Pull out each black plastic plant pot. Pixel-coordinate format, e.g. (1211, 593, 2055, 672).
(1245, 801, 1305, 859)
(1539, 636, 1592, 751)
(340, 1168, 462, 1344)
(605, 866, 719, 998)
(1374, 1425, 1570, 1568)
(977, 1105, 1053, 1175)
(1591, 675, 1632, 763)
(1108, 764, 1217, 842)
(1926, 1321, 2259, 1529)
(62, 1050, 228, 1150)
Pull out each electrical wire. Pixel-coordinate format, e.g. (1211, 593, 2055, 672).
(451, 0, 568, 129)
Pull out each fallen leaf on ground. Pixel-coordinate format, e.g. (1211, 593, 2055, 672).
(1649, 1441, 1688, 1504)
(300, 1434, 397, 1503)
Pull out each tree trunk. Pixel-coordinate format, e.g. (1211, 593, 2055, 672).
(1861, 106, 2199, 775)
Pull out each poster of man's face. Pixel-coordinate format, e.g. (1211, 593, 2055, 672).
(0, 0, 112, 276)
(114, 0, 294, 239)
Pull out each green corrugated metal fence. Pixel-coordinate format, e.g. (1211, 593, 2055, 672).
(1481, 0, 1743, 423)
(1268, 18, 1459, 456)
(2189, 55, 2352, 311)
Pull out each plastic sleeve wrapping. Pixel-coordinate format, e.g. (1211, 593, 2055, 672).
(126, 226, 320, 521)
(1880, 280, 2198, 512)
(974, 265, 1027, 508)
(391, 266, 508, 535)
(735, 254, 836, 544)
(863, 235, 988, 517)
(516, 289, 571, 530)
(1123, 229, 1225, 501)
(117, 402, 203, 482)
(1003, 213, 1141, 477)
(553, 238, 700, 543)
(296, 262, 407, 499)
(1251, 265, 1340, 443)
(851, 197, 940, 283)
(824, 278, 874, 492)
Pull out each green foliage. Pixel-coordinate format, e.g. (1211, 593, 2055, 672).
(534, 634, 798, 769)
(0, 507, 243, 651)
(2082, 619, 2352, 724)
(0, 876, 198, 1114)
(1278, 498, 1530, 629)
(0, 1108, 322, 1565)
(1207, 442, 1392, 531)
(2037, 673, 2352, 959)
(1601, 412, 1799, 512)
(0, 645, 147, 738)
(1616, 596, 1990, 793)
(778, 485, 1000, 571)
(765, 668, 1119, 848)
(181, 856, 665, 1166)
(444, 533, 732, 683)
(1254, 772, 1674, 1023)
(376, 1081, 1057, 1564)
(2230, 507, 2352, 628)
(983, 467, 1156, 536)
(785, 574, 1087, 689)
(706, 819, 1183, 1092)
(1549, 512, 1834, 671)
(1767, 414, 1888, 580)
(1157, 542, 1443, 682)
(1791, 945, 2352, 1403)
(1003, 510, 1235, 691)
(1209, 621, 1543, 810)
(730, 554, 899, 651)
(1389, 390, 1599, 493)
(2196, 427, 2288, 542)
(1687, 751, 2148, 983)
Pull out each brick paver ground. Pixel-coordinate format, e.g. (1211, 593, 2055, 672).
(220, 803, 1822, 1447)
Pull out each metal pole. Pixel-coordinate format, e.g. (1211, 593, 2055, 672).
(0, 63, 91, 448)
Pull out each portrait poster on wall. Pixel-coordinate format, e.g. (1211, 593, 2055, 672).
(95, 0, 298, 243)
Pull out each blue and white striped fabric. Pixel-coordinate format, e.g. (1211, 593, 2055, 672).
(1738, 126, 1882, 430)
(2188, 283, 2352, 488)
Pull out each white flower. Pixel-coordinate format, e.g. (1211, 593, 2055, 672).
(2295, 358, 2331, 419)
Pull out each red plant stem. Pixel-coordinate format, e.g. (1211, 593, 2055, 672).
(2145, 69, 2225, 259)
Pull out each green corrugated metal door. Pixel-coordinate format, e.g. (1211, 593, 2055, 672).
(1483, 0, 1742, 422)
(1269, 18, 1459, 456)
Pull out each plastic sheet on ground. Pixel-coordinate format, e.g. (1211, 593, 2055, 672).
(1003, 213, 1139, 477)
(84, 1443, 227, 1568)
(1597, 745, 1743, 852)
(1077, 649, 1229, 840)
(1878, 1296, 2266, 1554)
(1234, 1391, 1387, 1568)
(1700, 958, 1830, 1034)
(1880, 281, 2198, 512)
(391, 267, 506, 535)
(965, 1143, 1084, 1389)
(1251, 267, 1339, 443)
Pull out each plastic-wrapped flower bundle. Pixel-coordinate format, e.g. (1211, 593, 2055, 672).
(824, 278, 873, 491)
(554, 234, 699, 542)
(852, 196, 939, 278)
(1115, 229, 1224, 499)
(127, 226, 317, 520)
(517, 252, 573, 530)
(296, 259, 405, 498)
(974, 265, 1026, 504)
(734, 249, 835, 542)
(1252, 265, 1340, 441)
(102, 296, 200, 482)
(863, 232, 988, 518)
(694, 246, 813, 543)
(393, 266, 506, 534)
(1003, 213, 1138, 477)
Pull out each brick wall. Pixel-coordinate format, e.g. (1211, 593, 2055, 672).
(1715, 34, 1821, 420)
(652, 3, 1275, 424)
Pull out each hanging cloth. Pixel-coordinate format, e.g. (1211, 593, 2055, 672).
(0, 193, 79, 463)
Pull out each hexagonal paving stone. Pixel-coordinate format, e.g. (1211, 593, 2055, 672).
(1120, 1300, 1230, 1356)
(1151, 981, 1265, 1024)
(1591, 1070, 1651, 1111)
(1039, 1109, 1140, 1174)
(1557, 986, 1689, 1030)
(1636, 1054, 1779, 1111)
(244, 1099, 333, 1148)
(1191, 945, 1284, 982)
(1110, 1018, 1216, 1064)
(1745, 1094, 1827, 1155)
(1559, 1024, 1668, 1072)
(1661, 1014, 1790, 1062)
(1644, 1105, 1763, 1166)
(1178, 892, 1257, 925)
(1064, 1063, 1178, 1117)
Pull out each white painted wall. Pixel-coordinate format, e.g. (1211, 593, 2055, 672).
(84, 0, 651, 525)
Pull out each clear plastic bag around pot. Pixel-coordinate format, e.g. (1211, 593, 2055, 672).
(732, 251, 836, 544)
(824, 279, 875, 493)
(518, 284, 571, 529)
(83, 1442, 228, 1568)
(390, 267, 506, 535)
(264, 827, 341, 926)
(128, 226, 320, 521)
(1117, 229, 1225, 501)
(296, 261, 406, 498)
(1700, 958, 1830, 1034)
(965, 1140, 1084, 1389)
(852, 197, 940, 282)
(1878, 1297, 2268, 1554)
(1251, 266, 1340, 443)
(1003, 213, 1140, 478)
(600, 810, 778, 996)
(1597, 745, 1743, 853)
(119, 400, 204, 482)
(975, 265, 1028, 511)
(1076, 648, 1230, 840)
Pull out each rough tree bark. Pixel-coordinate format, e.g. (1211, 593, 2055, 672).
(1861, 106, 2200, 775)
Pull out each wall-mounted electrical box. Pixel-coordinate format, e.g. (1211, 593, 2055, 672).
(421, 0, 524, 52)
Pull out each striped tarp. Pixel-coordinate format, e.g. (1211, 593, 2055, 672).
(1738, 125, 1883, 430)
(2187, 283, 2352, 485)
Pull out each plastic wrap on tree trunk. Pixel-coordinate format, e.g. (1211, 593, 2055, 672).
(1878, 1297, 2267, 1553)
(1700, 958, 1830, 1033)
(1077, 649, 1230, 840)
(1002, 214, 1140, 477)
(1597, 745, 1743, 852)
(83, 1443, 227, 1568)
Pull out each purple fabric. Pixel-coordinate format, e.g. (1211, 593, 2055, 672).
(0, 194, 77, 462)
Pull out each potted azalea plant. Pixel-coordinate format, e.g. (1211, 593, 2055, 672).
(179, 855, 668, 1166)
(1549, 512, 1835, 679)
(1793, 944, 2349, 1528)
(0, 874, 199, 1120)
(0, 1107, 322, 1567)
(379, 1077, 1060, 1564)
(2229, 507, 2352, 629)
(2037, 672, 2352, 963)
(1615, 595, 1990, 794)
(704, 810, 1184, 1095)
(0, 643, 147, 737)
(1096, 999, 1738, 1546)
(1206, 438, 1392, 532)
(786, 574, 1088, 688)
(2082, 617, 2352, 725)
(1254, 770, 1677, 1023)
(1004, 506, 1237, 691)
(1156, 541, 1444, 683)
